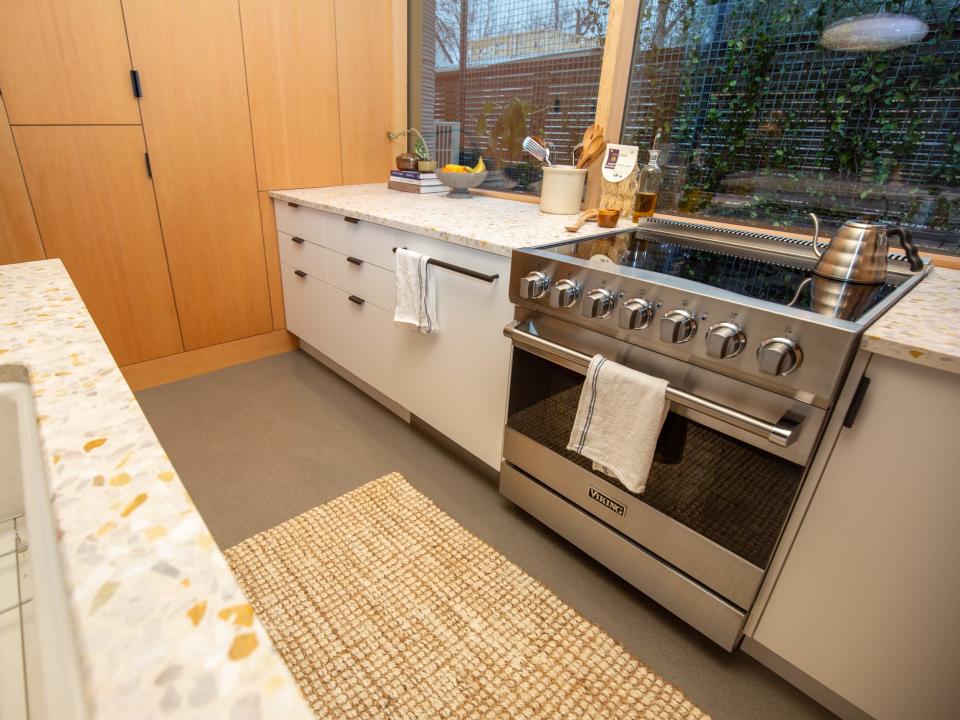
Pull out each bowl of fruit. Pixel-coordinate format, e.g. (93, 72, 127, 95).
(436, 157, 487, 197)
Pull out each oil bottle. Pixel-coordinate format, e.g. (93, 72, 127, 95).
(633, 130, 662, 221)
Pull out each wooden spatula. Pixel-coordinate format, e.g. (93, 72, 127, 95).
(565, 208, 598, 232)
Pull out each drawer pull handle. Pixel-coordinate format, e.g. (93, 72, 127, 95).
(391, 247, 500, 283)
(294, 269, 307, 278)
(346, 256, 363, 266)
(291, 236, 305, 244)
(348, 294, 365, 306)
(287, 202, 299, 208)
(344, 216, 360, 224)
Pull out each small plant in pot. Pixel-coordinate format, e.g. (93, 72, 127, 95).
(387, 128, 435, 172)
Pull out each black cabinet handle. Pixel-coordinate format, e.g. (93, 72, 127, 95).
(287, 202, 299, 208)
(130, 69, 142, 98)
(346, 256, 363, 266)
(291, 236, 305, 244)
(344, 216, 359, 224)
(294, 269, 307, 278)
(348, 295, 365, 306)
(843, 376, 871, 428)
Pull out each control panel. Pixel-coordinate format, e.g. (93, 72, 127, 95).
(508, 256, 857, 406)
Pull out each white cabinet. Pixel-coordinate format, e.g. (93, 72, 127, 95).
(395, 235, 513, 469)
(274, 200, 514, 468)
(324, 283, 397, 400)
(750, 355, 960, 720)
(279, 263, 327, 352)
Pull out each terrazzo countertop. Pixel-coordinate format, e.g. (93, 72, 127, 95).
(862, 266, 960, 374)
(270, 183, 637, 257)
(0, 260, 312, 719)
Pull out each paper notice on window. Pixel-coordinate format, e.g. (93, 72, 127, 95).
(601, 144, 639, 183)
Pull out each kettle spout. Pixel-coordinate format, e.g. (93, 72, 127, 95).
(809, 213, 824, 258)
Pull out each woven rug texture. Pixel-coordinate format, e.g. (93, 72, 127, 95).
(224, 472, 709, 719)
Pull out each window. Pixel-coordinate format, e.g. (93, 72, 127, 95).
(412, 0, 609, 193)
(621, 0, 960, 254)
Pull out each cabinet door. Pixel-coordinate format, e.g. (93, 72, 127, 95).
(239, 0, 342, 191)
(396, 238, 512, 468)
(123, 0, 272, 349)
(334, 0, 404, 184)
(0, 98, 43, 265)
(14, 126, 182, 366)
(753, 356, 960, 720)
(0, 0, 139, 124)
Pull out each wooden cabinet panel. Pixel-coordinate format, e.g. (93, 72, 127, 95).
(334, 0, 403, 184)
(123, 0, 272, 349)
(0, 97, 43, 265)
(239, 0, 342, 190)
(14, 126, 182, 365)
(258, 193, 285, 329)
(0, 0, 139, 124)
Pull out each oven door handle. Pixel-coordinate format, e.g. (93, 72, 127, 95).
(504, 322, 802, 448)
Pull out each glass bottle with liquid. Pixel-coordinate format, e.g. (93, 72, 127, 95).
(633, 131, 662, 221)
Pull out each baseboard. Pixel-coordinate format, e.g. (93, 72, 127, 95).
(121, 329, 298, 391)
(741, 636, 875, 720)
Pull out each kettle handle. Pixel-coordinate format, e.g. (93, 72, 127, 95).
(809, 213, 824, 258)
(886, 227, 923, 272)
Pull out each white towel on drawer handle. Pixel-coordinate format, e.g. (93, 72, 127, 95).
(394, 247, 439, 334)
(567, 354, 669, 494)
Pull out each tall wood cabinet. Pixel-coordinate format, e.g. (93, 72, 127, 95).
(0, 0, 405, 374)
(123, 0, 273, 349)
(0, 98, 43, 265)
(239, 0, 343, 191)
(0, 0, 139, 125)
(15, 126, 182, 365)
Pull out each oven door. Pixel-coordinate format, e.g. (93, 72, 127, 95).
(502, 315, 823, 613)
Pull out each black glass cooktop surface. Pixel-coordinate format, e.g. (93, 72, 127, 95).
(552, 234, 897, 322)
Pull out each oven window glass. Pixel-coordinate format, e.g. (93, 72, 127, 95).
(507, 348, 804, 568)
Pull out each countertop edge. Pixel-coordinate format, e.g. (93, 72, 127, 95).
(0, 259, 313, 720)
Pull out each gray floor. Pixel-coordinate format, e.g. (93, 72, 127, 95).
(136, 350, 835, 720)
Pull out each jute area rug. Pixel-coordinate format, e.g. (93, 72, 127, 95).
(224, 472, 709, 719)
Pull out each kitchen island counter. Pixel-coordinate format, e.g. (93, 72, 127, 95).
(270, 183, 635, 257)
(862, 266, 960, 374)
(0, 260, 311, 719)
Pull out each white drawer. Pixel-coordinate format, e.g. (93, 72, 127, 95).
(324, 283, 396, 400)
(278, 231, 325, 279)
(322, 212, 412, 270)
(324, 247, 395, 311)
(274, 199, 324, 245)
(279, 262, 327, 352)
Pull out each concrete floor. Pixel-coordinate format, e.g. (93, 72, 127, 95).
(136, 350, 835, 720)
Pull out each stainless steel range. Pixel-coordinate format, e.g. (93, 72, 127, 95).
(499, 218, 930, 650)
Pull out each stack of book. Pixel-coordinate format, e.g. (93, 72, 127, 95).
(387, 170, 446, 194)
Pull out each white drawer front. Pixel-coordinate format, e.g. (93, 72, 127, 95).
(280, 262, 327, 352)
(322, 213, 414, 270)
(324, 284, 396, 401)
(275, 199, 324, 245)
(324, 248, 395, 311)
(278, 231, 325, 279)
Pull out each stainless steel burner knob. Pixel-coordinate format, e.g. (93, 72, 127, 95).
(757, 337, 802, 376)
(705, 322, 746, 359)
(659, 309, 697, 343)
(519, 271, 550, 300)
(581, 288, 616, 319)
(618, 298, 653, 330)
(549, 279, 581, 308)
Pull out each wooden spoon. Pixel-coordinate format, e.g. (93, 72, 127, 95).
(576, 123, 606, 169)
(565, 208, 598, 232)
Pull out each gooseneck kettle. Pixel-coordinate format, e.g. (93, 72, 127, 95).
(807, 213, 923, 284)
